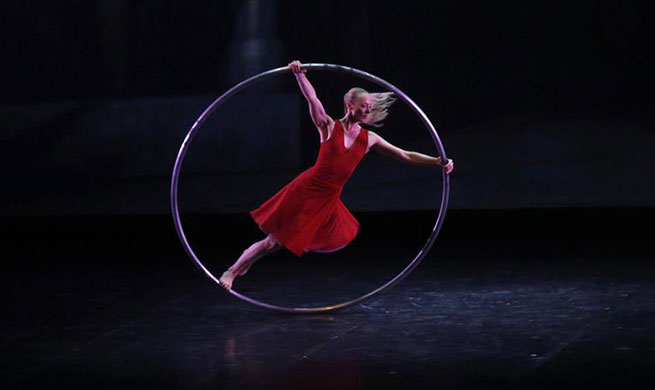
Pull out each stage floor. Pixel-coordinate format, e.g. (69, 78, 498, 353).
(3, 210, 654, 389)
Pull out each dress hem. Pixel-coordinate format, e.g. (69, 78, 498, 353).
(251, 212, 357, 258)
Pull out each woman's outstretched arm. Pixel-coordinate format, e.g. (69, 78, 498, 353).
(370, 130, 454, 174)
(289, 60, 330, 129)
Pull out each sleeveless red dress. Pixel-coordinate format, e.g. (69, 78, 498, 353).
(250, 120, 369, 257)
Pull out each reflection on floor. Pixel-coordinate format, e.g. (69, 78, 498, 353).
(3, 210, 654, 389)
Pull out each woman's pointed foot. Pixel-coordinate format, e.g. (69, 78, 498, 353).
(219, 270, 236, 290)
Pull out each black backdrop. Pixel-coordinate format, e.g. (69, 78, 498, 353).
(2, 0, 653, 215)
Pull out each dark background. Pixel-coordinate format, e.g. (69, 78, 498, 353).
(2, 0, 653, 215)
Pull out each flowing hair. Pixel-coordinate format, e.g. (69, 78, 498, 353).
(343, 87, 397, 128)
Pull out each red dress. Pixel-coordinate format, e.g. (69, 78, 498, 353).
(250, 120, 369, 257)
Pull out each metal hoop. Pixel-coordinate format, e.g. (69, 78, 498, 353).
(171, 63, 450, 313)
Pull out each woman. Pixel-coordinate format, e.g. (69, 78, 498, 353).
(219, 60, 454, 290)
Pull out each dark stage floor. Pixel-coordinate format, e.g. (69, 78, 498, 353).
(2, 209, 654, 389)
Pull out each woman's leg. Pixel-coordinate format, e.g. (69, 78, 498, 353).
(219, 234, 282, 289)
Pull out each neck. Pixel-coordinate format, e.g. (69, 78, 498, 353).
(339, 115, 360, 133)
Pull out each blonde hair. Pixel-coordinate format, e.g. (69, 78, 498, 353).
(343, 87, 396, 127)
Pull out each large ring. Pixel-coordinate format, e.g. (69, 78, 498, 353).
(171, 63, 451, 313)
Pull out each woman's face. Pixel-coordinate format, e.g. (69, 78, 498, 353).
(349, 94, 372, 122)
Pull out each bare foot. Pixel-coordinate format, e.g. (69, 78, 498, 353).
(219, 270, 236, 290)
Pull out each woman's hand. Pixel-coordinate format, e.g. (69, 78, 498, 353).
(442, 158, 454, 174)
(288, 60, 306, 74)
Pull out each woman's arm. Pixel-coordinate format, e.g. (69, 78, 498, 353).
(289, 60, 330, 129)
(370, 131, 454, 173)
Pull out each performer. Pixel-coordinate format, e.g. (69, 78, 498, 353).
(219, 60, 454, 290)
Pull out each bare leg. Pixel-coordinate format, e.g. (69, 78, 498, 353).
(219, 235, 281, 290)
